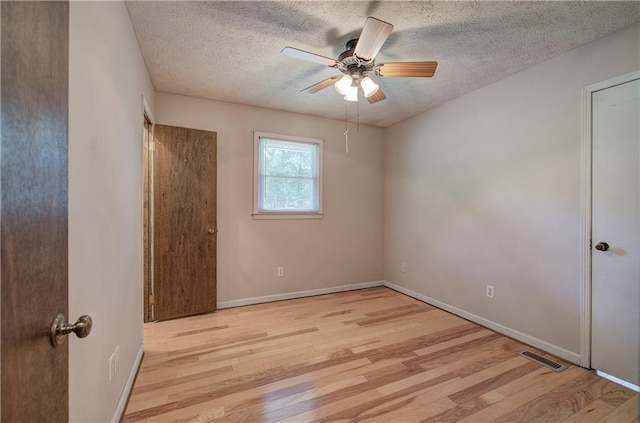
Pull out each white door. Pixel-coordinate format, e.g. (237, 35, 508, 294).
(591, 77, 640, 387)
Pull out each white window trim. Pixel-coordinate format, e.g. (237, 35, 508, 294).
(253, 131, 324, 220)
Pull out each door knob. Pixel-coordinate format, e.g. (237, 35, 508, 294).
(50, 314, 93, 347)
(207, 227, 217, 235)
(594, 242, 609, 251)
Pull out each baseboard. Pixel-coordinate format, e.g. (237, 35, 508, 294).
(217, 280, 385, 309)
(383, 281, 581, 365)
(112, 344, 144, 423)
(595, 370, 640, 392)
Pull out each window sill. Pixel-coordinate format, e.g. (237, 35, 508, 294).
(252, 212, 324, 220)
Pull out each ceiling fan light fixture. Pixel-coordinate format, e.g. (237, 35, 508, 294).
(334, 75, 353, 95)
(360, 76, 379, 98)
(344, 85, 358, 102)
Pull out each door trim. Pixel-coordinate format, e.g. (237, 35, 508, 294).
(141, 95, 156, 322)
(580, 69, 640, 368)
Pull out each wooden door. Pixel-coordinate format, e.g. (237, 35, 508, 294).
(154, 125, 217, 321)
(591, 78, 640, 386)
(1, 2, 70, 422)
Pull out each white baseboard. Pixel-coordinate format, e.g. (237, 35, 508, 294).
(112, 343, 144, 423)
(383, 281, 581, 365)
(596, 370, 640, 392)
(217, 280, 385, 309)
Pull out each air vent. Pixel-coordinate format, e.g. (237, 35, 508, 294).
(518, 350, 566, 372)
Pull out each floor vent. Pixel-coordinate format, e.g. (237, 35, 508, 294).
(518, 350, 566, 372)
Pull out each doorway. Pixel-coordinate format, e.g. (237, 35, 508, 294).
(142, 108, 155, 322)
(581, 70, 640, 391)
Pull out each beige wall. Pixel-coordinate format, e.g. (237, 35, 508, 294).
(155, 93, 384, 303)
(69, 2, 155, 422)
(383, 23, 640, 359)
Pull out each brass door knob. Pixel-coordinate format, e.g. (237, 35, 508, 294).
(50, 314, 93, 347)
(207, 227, 217, 235)
(594, 242, 609, 251)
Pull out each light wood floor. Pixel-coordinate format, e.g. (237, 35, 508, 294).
(124, 287, 638, 422)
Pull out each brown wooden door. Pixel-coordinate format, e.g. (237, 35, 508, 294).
(154, 125, 217, 321)
(1, 2, 70, 422)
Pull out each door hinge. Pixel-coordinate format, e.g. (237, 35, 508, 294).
(149, 294, 155, 305)
(149, 141, 156, 151)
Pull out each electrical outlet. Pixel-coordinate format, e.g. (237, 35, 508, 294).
(401, 262, 407, 273)
(486, 285, 495, 299)
(114, 345, 120, 375)
(277, 266, 285, 277)
(109, 353, 115, 381)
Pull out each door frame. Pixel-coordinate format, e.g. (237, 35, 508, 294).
(141, 96, 156, 322)
(580, 69, 640, 370)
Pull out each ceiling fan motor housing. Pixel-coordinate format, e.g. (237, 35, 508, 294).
(337, 38, 375, 79)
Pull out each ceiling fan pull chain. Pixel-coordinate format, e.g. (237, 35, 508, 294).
(344, 103, 349, 154)
(344, 129, 349, 154)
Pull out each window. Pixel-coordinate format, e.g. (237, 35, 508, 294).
(253, 132, 323, 219)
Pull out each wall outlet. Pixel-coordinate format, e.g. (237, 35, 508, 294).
(401, 262, 407, 273)
(114, 345, 120, 375)
(109, 353, 115, 381)
(277, 266, 285, 277)
(486, 285, 495, 299)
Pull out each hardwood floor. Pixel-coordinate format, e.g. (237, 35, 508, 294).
(124, 287, 638, 422)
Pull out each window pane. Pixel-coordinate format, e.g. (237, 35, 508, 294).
(262, 176, 315, 211)
(263, 139, 315, 178)
(254, 133, 323, 217)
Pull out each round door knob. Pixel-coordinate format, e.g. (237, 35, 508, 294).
(594, 242, 609, 251)
(50, 314, 93, 347)
(207, 227, 217, 235)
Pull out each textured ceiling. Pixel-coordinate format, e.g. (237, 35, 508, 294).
(126, 1, 640, 127)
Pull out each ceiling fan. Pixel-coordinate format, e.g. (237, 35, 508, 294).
(281, 17, 438, 104)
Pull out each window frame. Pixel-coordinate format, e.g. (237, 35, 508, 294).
(253, 131, 324, 220)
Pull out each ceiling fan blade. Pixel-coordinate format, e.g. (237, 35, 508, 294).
(354, 17, 393, 61)
(366, 87, 386, 104)
(301, 76, 341, 94)
(376, 62, 438, 77)
(281, 47, 337, 67)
